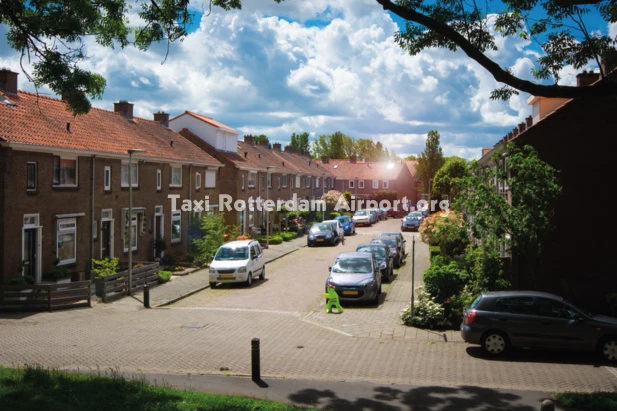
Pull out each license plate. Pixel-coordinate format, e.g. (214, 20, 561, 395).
(316, 239, 324, 242)
(343, 290, 358, 296)
(220, 274, 234, 279)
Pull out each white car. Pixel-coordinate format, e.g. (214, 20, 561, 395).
(352, 210, 372, 226)
(322, 219, 344, 244)
(208, 240, 265, 288)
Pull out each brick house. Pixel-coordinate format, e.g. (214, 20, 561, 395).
(479, 70, 617, 313)
(317, 156, 419, 208)
(170, 113, 335, 234)
(0, 70, 222, 284)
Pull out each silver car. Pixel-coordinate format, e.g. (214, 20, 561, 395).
(326, 252, 382, 304)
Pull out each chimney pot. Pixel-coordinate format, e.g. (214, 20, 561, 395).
(273, 143, 282, 151)
(526, 116, 533, 128)
(512, 128, 519, 137)
(576, 70, 600, 87)
(0, 69, 18, 94)
(518, 122, 526, 133)
(154, 112, 169, 127)
(259, 139, 269, 147)
(114, 101, 134, 119)
(321, 156, 329, 164)
(284, 145, 293, 153)
(244, 135, 254, 145)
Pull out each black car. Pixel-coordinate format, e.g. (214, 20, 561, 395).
(356, 243, 393, 282)
(307, 223, 337, 246)
(461, 291, 617, 361)
(377, 232, 406, 259)
(370, 236, 402, 268)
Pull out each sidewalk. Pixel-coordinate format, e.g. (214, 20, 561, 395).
(132, 235, 307, 307)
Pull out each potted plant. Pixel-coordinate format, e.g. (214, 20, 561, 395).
(42, 260, 71, 285)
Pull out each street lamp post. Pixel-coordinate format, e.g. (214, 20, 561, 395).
(127, 148, 146, 296)
(428, 178, 433, 213)
(266, 166, 274, 249)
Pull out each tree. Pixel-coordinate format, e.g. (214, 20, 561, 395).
(311, 131, 355, 159)
(432, 156, 468, 199)
(404, 155, 418, 161)
(290, 132, 310, 156)
(378, 0, 617, 100)
(253, 134, 269, 145)
(417, 130, 445, 200)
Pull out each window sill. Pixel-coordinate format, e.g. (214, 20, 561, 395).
(57, 260, 77, 267)
(27, 190, 38, 194)
(121, 185, 139, 189)
(170, 240, 181, 244)
(53, 185, 79, 190)
(205, 185, 216, 189)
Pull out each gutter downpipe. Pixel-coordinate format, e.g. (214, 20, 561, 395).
(188, 164, 192, 255)
(90, 155, 96, 281)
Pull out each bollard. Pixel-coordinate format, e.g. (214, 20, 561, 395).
(251, 338, 260, 381)
(540, 399, 554, 411)
(143, 283, 150, 308)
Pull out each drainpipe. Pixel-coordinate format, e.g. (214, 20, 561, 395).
(258, 170, 261, 230)
(90, 155, 95, 281)
(188, 164, 192, 255)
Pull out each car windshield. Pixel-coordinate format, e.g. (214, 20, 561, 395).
(310, 224, 331, 232)
(405, 216, 418, 221)
(332, 258, 373, 273)
(410, 212, 422, 218)
(337, 217, 349, 224)
(354, 211, 367, 216)
(356, 246, 386, 258)
(214, 246, 249, 261)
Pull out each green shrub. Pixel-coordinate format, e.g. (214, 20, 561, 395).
(8, 275, 35, 285)
(423, 256, 467, 304)
(429, 246, 441, 260)
(400, 286, 451, 330)
(464, 245, 508, 295)
(43, 267, 70, 281)
(91, 258, 119, 278)
(158, 271, 172, 284)
(328, 212, 341, 219)
(269, 235, 283, 245)
(281, 232, 296, 242)
(192, 214, 227, 265)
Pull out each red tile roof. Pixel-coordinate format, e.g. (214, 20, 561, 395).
(405, 160, 418, 177)
(171, 111, 238, 133)
(0, 91, 222, 166)
(318, 159, 408, 180)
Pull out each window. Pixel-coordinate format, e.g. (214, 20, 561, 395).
(306, 177, 311, 188)
(121, 162, 138, 187)
(277, 176, 281, 189)
(57, 218, 77, 265)
(282, 175, 288, 188)
(248, 172, 257, 188)
(267, 173, 272, 188)
(205, 170, 216, 188)
(383, 180, 389, 189)
(156, 169, 162, 191)
(242, 175, 245, 191)
(295, 175, 301, 188)
(195, 172, 201, 190)
(331, 178, 335, 188)
(348, 180, 354, 189)
(316, 178, 320, 189)
(170, 166, 182, 187)
(124, 215, 137, 252)
(372, 180, 379, 189)
(53, 157, 77, 186)
(358, 180, 365, 189)
(171, 211, 181, 243)
(104, 166, 111, 191)
(27, 162, 37, 191)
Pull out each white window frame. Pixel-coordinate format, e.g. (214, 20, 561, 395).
(27, 161, 37, 192)
(295, 175, 301, 188)
(195, 172, 201, 190)
(121, 162, 139, 188)
(267, 173, 272, 188)
(171, 211, 181, 243)
(383, 180, 389, 189)
(316, 177, 320, 189)
(56, 218, 77, 265)
(306, 176, 311, 188)
(282, 174, 288, 188)
(242, 175, 245, 191)
(277, 176, 281, 189)
(348, 180, 355, 189)
(170, 166, 182, 187)
(248, 172, 257, 188)
(205, 169, 216, 188)
(104, 166, 111, 191)
(52, 156, 78, 187)
(358, 180, 365, 189)
(123, 215, 138, 252)
(156, 169, 162, 191)
(372, 180, 379, 189)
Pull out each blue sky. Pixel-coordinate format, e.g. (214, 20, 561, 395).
(1, 0, 614, 159)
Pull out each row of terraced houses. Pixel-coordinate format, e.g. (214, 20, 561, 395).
(0, 69, 420, 284)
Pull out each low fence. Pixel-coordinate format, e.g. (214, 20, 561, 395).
(0, 281, 92, 312)
(95, 262, 160, 303)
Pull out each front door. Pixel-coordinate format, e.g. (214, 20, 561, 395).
(23, 228, 37, 278)
(101, 221, 111, 259)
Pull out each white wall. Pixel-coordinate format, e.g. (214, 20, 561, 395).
(170, 114, 238, 152)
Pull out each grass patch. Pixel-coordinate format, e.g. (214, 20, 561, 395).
(0, 366, 316, 411)
(556, 391, 617, 411)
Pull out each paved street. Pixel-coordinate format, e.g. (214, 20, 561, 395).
(1, 218, 616, 397)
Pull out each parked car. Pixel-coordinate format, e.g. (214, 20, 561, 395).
(408, 211, 424, 222)
(209, 240, 265, 288)
(370, 236, 402, 268)
(325, 252, 382, 304)
(323, 219, 345, 243)
(387, 207, 406, 218)
(377, 208, 388, 221)
(401, 215, 421, 232)
(377, 232, 406, 259)
(352, 210, 372, 226)
(461, 291, 617, 361)
(356, 243, 393, 282)
(307, 223, 338, 246)
(368, 209, 379, 224)
(334, 215, 356, 236)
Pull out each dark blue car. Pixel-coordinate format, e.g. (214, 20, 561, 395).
(334, 215, 356, 235)
(401, 215, 420, 232)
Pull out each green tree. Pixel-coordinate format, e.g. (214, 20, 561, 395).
(290, 132, 310, 156)
(432, 156, 468, 199)
(404, 155, 418, 161)
(253, 134, 269, 145)
(311, 131, 355, 159)
(417, 130, 445, 201)
(192, 214, 228, 265)
(355, 138, 376, 160)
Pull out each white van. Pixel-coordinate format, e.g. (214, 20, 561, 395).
(208, 240, 265, 288)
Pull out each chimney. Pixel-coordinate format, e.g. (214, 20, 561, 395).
(349, 155, 357, 164)
(321, 156, 329, 164)
(512, 128, 519, 137)
(284, 145, 293, 153)
(526, 116, 533, 128)
(114, 101, 134, 119)
(244, 135, 254, 145)
(273, 143, 282, 151)
(576, 70, 600, 87)
(0, 69, 18, 94)
(518, 122, 526, 134)
(482, 148, 492, 157)
(154, 112, 169, 127)
(259, 139, 269, 147)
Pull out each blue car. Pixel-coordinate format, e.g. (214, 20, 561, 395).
(334, 215, 356, 235)
(401, 215, 420, 232)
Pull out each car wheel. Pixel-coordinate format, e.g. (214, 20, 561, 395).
(246, 272, 253, 287)
(259, 266, 265, 280)
(598, 336, 617, 362)
(209, 282, 216, 288)
(481, 330, 509, 356)
(394, 257, 401, 269)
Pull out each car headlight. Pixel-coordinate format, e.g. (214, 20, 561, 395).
(308, 234, 315, 239)
(326, 232, 333, 238)
(209, 268, 216, 274)
(327, 278, 337, 286)
(237, 267, 247, 273)
(379, 262, 386, 270)
(360, 278, 376, 287)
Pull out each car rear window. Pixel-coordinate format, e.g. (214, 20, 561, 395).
(470, 295, 482, 309)
(495, 297, 534, 315)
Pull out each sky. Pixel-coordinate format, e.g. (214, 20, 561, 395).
(0, 0, 614, 160)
